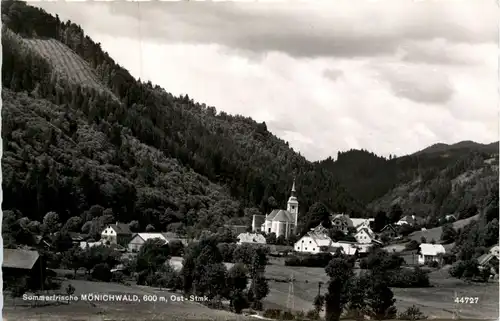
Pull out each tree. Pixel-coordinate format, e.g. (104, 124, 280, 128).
(63, 216, 82, 232)
(405, 240, 420, 251)
(304, 202, 331, 231)
(65, 283, 75, 304)
(313, 294, 325, 313)
(145, 224, 155, 232)
(43, 211, 61, 234)
(389, 204, 403, 223)
(129, 220, 140, 232)
(373, 211, 387, 233)
(227, 263, 249, 313)
(265, 232, 277, 245)
(441, 223, 456, 244)
(365, 274, 397, 320)
(62, 246, 84, 276)
(324, 258, 355, 321)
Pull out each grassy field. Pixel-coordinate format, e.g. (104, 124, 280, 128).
(23, 38, 117, 100)
(3, 279, 253, 321)
(262, 261, 499, 320)
(407, 215, 480, 242)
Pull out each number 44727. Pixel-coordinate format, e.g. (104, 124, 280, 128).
(454, 297, 479, 304)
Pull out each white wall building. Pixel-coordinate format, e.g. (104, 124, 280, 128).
(256, 180, 299, 239)
(101, 222, 132, 245)
(489, 245, 499, 258)
(355, 228, 375, 244)
(418, 243, 446, 265)
(294, 232, 333, 254)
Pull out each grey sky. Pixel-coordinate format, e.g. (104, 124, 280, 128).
(35, 0, 498, 161)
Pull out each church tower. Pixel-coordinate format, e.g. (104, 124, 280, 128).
(287, 178, 299, 233)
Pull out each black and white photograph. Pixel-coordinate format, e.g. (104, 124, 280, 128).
(1, 0, 499, 320)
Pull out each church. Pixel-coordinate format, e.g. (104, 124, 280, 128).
(251, 180, 299, 239)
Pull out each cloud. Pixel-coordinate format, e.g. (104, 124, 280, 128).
(33, 1, 498, 161)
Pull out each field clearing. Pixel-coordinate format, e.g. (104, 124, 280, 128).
(23, 38, 117, 99)
(3, 279, 253, 321)
(408, 215, 480, 242)
(262, 262, 499, 320)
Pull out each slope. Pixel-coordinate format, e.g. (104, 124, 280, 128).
(1, 0, 364, 237)
(368, 151, 499, 220)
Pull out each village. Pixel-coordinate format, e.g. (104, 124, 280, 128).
(4, 181, 498, 321)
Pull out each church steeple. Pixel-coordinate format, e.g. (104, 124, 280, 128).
(287, 178, 299, 234)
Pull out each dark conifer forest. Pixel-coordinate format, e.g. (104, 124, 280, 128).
(2, 0, 498, 239)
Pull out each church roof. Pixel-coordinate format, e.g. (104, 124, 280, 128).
(266, 209, 280, 221)
(273, 210, 295, 222)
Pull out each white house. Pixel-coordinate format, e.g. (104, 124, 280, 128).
(101, 222, 132, 245)
(294, 232, 333, 254)
(237, 232, 266, 245)
(254, 180, 299, 239)
(489, 245, 499, 258)
(355, 228, 375, 244)
(418, 243, 446, 265)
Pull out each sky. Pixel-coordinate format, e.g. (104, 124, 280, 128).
(34, 0, 498, 161)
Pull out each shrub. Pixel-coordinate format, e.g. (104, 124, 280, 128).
(263, 309, 282, 319)
(306, 309, 320, 320)
(64, 273, 74, 279)
(389, 267, 430, 287)
(111, 271, 125, 283)
(398, 305, 428, 320)
(427, 260, 439, 268)
(284, 253, 333, 268)
(91, 263, 112, 282)
(405, 240, 420, 251)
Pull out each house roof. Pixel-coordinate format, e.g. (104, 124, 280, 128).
(309, 232, 333, 247)
(224, 224, 248, 235)
(419, 243, 446, 256)
(381, 224, 397, 233)
(331, 242, 358, 255)
(237, 232, 266, 244)
(107, 223, 132, 235)
(477, 253, 494, 266)
(351, 218, 373, 228)
(133, 233, 168, 243)
(3, 249, 40, 270)
(79, 241, 104, 250)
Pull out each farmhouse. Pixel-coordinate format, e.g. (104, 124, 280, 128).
(489, 244, 499, 258)
(355, 227, 375, 244)
(237, 232, 266, 245)
(380, 224, 398, 238)
(128, 232, 185, 252)
(330, 214, 352, 233)
(101, 222, 133, 246)
(3, 249, 46, 290)
(418, 243, 446, 265)
(294, 232, 333, 254)
(254, 180, 299, 239)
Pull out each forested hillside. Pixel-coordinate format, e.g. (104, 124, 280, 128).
(2, 0, 497, 239)
(1, 0, 364, 237)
